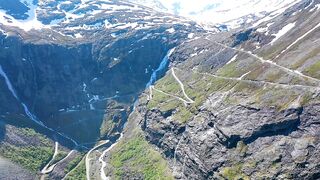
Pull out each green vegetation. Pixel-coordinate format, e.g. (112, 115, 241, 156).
(216, 56, 259, 79)
(147, 89, 172, 110)
(147, 61, 316, 124)
(65, 158, 86, 180)
(254, 86, 300, 111)
(172, 106, 193, 123)
(0, 126, 54, 172)
(147, 70, 238, 123)
(51, 151, 68, 165)
(291, 47, 320, 70)
(17, 128, 51, 146)
(100, 115, 116, 137)
(0, 145, 53, 172)
(220, 163, 250, 180)
(156, 74, 181, 95)
(64, 154, 84, 173)
(303, 60, 320, 79)
(216, 61, 246, 77)
(236, 141, 248, 156)
(110, 133, 173, 180)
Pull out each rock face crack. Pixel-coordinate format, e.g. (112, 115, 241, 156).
(219, 108, 303, 149)
(243, 118, 300, 145)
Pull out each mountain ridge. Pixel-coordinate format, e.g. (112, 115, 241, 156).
(0, 0, 319, 179)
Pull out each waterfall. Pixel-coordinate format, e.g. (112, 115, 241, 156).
(0, 64, 79, 146)
(146, 48, 175, 88)
(0, 65, 18, 99)
(0, 65, 45, 126)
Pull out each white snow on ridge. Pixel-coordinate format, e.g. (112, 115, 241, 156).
(148, 0, 302, 26)
(166, 27, 175, 33)
(0, 0, 305, 33)
(270, 22, 296, 44)
(256, 22, 274, 35)
(188, 33, 194, 39)
(0, 0, 46, 31)
(251, 1, 300, 28)
(74, 33, 83, 38)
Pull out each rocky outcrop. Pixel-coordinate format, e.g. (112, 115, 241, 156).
(0, 31, 175, 143)
(139, 100, 320, 179)
(0, 0, 319, 178)
(136, 1, 320, 179)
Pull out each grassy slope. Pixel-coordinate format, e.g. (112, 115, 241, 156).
(108, 111, 174, 180)
(65, 157, 86, 180)
(146, 55, 316, 123)
(0, 127, 54, 172)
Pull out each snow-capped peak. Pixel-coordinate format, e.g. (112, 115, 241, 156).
(134, 0, 303, 28)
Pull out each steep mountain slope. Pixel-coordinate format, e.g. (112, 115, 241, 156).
(125, 1, 320, 179)
(0, 0, 319, 179)
(0, 0, 200, 139)
(0, 0, 202, 178)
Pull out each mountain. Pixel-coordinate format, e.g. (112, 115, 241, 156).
(134, 1, 320, 179)
(132, 0, 304, 29)
(0, 0, 202, 179)
(0, 0, 319, 179)
(126, 0, 168, 12)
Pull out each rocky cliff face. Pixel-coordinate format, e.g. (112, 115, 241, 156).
(0, 0, 202, 178)
(134, 1, 320, 179)
(0, 0, 319, 179)
(0, 0, 201, 144)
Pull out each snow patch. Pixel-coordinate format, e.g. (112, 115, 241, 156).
(166, 28, 175, 33)
(74, 33, 83, 38)
(227, 55, 238, 65)
(188, 33, 194, 39)
(256, 22, 274, 35)
(0, 1, 47, 31)
(270, 22, 296, 44)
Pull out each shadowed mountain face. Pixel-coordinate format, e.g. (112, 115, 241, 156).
(0, 0, 202, 144)
(0, 0, 319, 179)
(0, 1, 202, 178)
(0, 0, 32, 20)
(0, 34, 167, 143)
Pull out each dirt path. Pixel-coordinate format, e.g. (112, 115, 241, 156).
(99, 133, 124, 180)
(205, 38, 320, 85)
(184, 68, 319, 91)
(152, 86, 194, 106)
(85, 141, 109, 180)
(171, 68, 195, 104)
(274, 22, 320, 59)
(41, 142, 59, 174)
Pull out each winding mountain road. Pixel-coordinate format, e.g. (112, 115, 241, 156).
(99, 133, 124, 180)
(41, 142, 59, 175)
(182, 68, 319, 92)
(205, 38, 320, 85)
(85, 140, 110, 180)
(274, 22, 320, 59)
(152, 86, 194, 106)
(171, 68, 195, 104)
